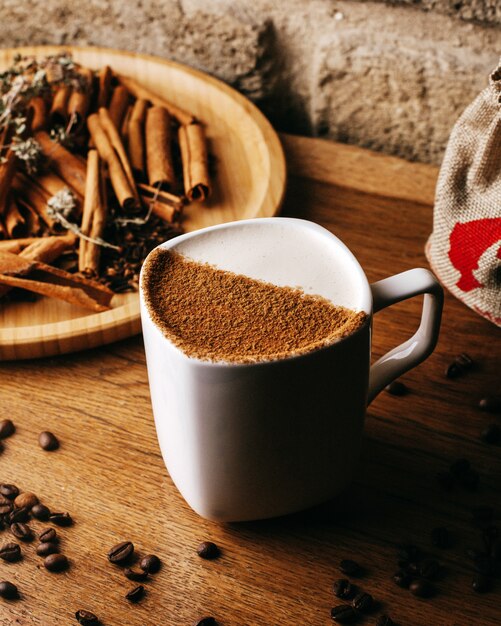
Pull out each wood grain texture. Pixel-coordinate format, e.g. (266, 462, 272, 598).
(0, 46, 286, 360)
(0, 136, 500, 626)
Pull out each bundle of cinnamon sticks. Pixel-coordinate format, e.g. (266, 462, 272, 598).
(0, 53, 212, 312)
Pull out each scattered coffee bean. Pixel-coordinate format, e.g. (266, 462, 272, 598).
(450, 458, 470, 477)
(419, 559, 439, 580)
(108, 541, 134, 565)
(197, 541, 219, 560)
(44, 553, 69, 572)
(481, 424, 500, 445)
(431, 527, 452, 549)
(10, 523, 32, 542)
(0, 580, 18, 599)
(330, 604, 358, 623)
(39, 431, 59, 451)
(0, 543, 21, 562)
(0, 419, 15, 439)
(472, 574, 491, 593)
(339, 559, 362, 577)
(385, 380, 408, 396)
(39, 528, 57, 543)
(459, 469, 479, 491)
(456, 353, 474, 369)
(139, 554, 161, 574)
(75, 609, 100, 625)
(8, 507, 30, 524)
(14, 492, 38, 510)
(479, 396, 501, 414)
(436, 471, 454, 491)
(49, 512, 73, 526)
(445, 362, 462, 379)
(398, 560, 419, 576)
(352, 591, 373, 612)
(409, 578, 434, 598)
(125, 585, 145, 603)
(124, 568, 148, 582)
(31, 504, 51, 521)
(376, 616, 396, 626)
(392, 570, 412, 588)
(194, 618, 217, 626)
(333, 578, 355, 599)
(446, 353, 473, 378)
(0, 484, 19, 500)
(36, 542, 60, 557)
(0, 503, 12, 516)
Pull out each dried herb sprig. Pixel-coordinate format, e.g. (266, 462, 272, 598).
(10, 137, 43, 175)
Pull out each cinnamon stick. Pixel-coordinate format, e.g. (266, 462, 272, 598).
(138, 182, 185, 212)
(29, 97, 48, 131)
(16, 199, 42, 236)
(0, 237, 41, 254)
(67, 68, 94, 133)
(4, 198, 26, 238)
(118, 74, 195, 126)
(178, 122, 211, 202)
(0, 152, 17, 215)
(108, 85, 130, 131)
(145, 106, 175, 190)
(0, 219, 5, 240)
(29, 170, 82, 203)
(34, 131, 87, 197)
(148, 200, 179, 224)
(21, 232, 77, 264)
(12, 175, 54, 227)
(98, 65, 113, 108)
(79, 150, 107, 274)
(50, 85, 70, 127)
(128, 99, 148, 178)
(121, 104, 132, 144)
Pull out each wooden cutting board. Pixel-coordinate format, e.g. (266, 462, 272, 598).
(0, 46, 286, 360)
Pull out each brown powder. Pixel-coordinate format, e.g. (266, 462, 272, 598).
(142, 248, 367, 363)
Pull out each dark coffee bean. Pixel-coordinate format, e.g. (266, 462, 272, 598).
(125, 585, 145, 603)
(0, 484, 19, 500)
(0, 543, 21, 562)
(397, 544, 420, 562)
(479, 396, 501, 413)
(0, 580, 18, 599)
(31, 504, 51, 521)
(139, 554, 161, 574)
(409, 578, 434, 598)
(197, 541, 219, 560)
(0, 419, 15, 439)
(332, 578, 355, 599)
(445, 362, 462, 378)
(472, 574, 491, 593)
(8, 507, 30, 524)
(193, 618, 217, 626)
(419, 559, 440, 580)
(39, 528, 57, 543)
(10, 523, 32, 542)
(124, 568, 148, 582)
(376, 616, 396, 626)
(44, 553, 69, 572)
(14, 492, 38, 510)
(385, 380, 408, 396)
(460, 469, 479, 491)
(0, 503, 12, 516)
(108, 541, 134, 565)
(36, 542, 60, 557)
(39, 431, 59, 451)
(339, 559, 362, 577)
(450, 458, 470, 476)
(456, 353, 474, 370)
(352, 591, 373, 612)
(75, 609, 100, 625)
(49, 512, 72, 526)
(481, 424, 500, 445)
(393, 570, 412, 588)
(472, 505, 494, 523)
(431, 527, 452, 549)
(330, 604, 358, 623)
(399, 560, 420, 576)
(436, 471, 454, 491)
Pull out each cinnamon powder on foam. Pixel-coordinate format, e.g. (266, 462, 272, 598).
(142, 248, 367, 363)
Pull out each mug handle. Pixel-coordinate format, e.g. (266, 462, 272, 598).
(367, 268, 443, 404)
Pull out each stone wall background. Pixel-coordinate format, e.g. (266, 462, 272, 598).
(1, 0, 499, 164)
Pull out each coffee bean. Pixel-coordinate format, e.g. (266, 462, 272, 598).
(197, 541, 219, 560)
(450, 458, 470, 477)
(332, 578, 355, 599)
(125, 585, 145, 603)
(392, 570, 412, 588)
(419, 559, 439, 580)
(398, 560, 420, 576)
(436, 471, 454, 491)
(75, 609, 100, 625)
(36, 542, 60, 557)
(44, 553, 69, 572)
(0, 543, 21, 562)
(10, 523, 32, 542)
(14, 492, 38, 510)
(0, 419, 15, 439)
(31, 504, 51, 521)
(49, 512, 73, 526)
(124, 568, 148, 582)
(385, 380, 408, 396)
(0, 580, 18, 599)
(0, 503, 12, 516)
(352, 591, 373, 612)
(330, 604, 358, 623)
(139, 554, 161, 574)
(481, 424, 500, 445)
(39, 431, 59, 451)
(460, 469, 479, 491)
(8, 507, 30, 524)
(0, 484, 19, 500)
(339, 559, 362, 577)
(409, 578, 434, 598)
(456, 353, 474, 370)
(431, 527, 452, 549)
(445, 362, 462, 378)
(108, 541, 134, 565)
(376, 616, 396, 626)
(39, 528, 57, 543)
(193, 618, 217, 626)
(472, 574, 491, 593)
(479, 396, 501, 413)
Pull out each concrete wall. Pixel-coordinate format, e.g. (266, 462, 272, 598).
(1, 0, 499, 164)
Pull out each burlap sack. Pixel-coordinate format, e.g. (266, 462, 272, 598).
(426, 60, 501, 327)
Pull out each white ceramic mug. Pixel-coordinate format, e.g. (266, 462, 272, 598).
(140, 218, 443, 522)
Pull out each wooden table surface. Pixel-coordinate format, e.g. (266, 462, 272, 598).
(1, 134, 500, 626)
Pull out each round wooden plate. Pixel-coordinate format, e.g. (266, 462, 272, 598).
(0, 46, 286, 360)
